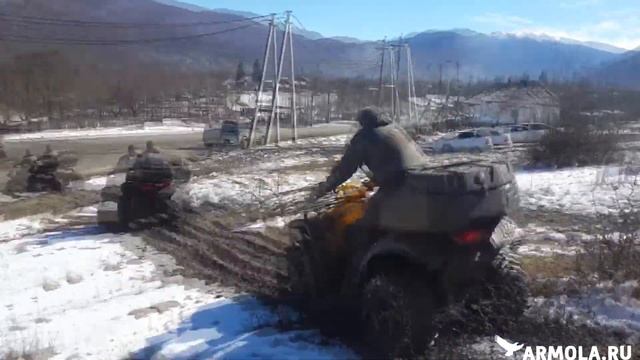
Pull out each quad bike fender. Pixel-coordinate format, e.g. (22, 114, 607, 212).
(343, 218, 519, 298)
(342, 238, 444, 298)
(353, 217, 518, 280)
(489, 216, 520, 250)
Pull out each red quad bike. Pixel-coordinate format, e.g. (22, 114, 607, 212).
(287, 160, 529, 358)
(118, 154, 176, 229)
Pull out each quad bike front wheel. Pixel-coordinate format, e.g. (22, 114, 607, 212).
(361, 271, 436, 358)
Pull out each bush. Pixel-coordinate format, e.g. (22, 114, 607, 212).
(528, 123, 619, 167)
(576, 197, 640, 283)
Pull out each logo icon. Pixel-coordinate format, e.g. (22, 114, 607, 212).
(495, 335, 524, 357)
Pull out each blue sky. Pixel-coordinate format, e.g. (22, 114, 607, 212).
(183, 0, 640, 49)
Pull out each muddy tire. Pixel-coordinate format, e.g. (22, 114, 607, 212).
(287, 222, 321, 299)
(361, 272, 435, 358)
(467, 247, 529, 329)
(26, 176, 40, 192)
(50, 177, 63, 192)
(117, 194, 133, 229)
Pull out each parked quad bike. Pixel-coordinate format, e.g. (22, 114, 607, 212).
(287, 161, 528, 357)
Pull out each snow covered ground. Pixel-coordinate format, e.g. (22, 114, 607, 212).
(0, 193, 18, 204)
(517, 166, 640, 215)
(532, 281, 640, 336)
(69, 173, 126, 192)
(4, 134, 640, 358)
(175, 135, 351, 212)
(0, 205, 97, 242)
(0, 226, 354, 359)
(175, 171, 327, 210)
(2, 121, 205, 142)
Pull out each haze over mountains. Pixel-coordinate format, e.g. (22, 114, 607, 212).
(1, 0, 638, 88)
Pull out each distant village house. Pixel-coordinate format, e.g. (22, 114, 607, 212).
(464, 85, 560, 125)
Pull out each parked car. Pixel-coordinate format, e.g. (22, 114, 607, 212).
(203, 120, 251, 148)
(504, 123, 553, 143)
(476, 128, 513, 147)
(432, 130, 493, 153)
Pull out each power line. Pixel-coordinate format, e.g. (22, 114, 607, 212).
(291, 14, 306, 31)
(0, 22, 258, 46)
(0, 12, 274, 28)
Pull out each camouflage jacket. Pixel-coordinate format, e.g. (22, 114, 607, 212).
(324, 122, 426, 191)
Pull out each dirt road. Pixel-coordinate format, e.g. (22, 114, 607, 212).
(0, 124, 356, 189)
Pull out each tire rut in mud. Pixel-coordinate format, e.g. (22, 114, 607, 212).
(143, 212, 293, 296)
(0, 190, 100, 220)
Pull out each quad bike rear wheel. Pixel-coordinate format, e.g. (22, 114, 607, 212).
(361, 270, 436, 358)
(465, 246, 529, 330)
(26, 175, 62, 192)
(118, 190, 176, 230)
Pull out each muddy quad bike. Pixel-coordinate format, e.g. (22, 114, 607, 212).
(26, 155, 63, 192)
(288, 160, 528, 357)
(117, 154, 176, 229)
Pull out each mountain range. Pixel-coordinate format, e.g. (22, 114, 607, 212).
(0, 0, 638, 88)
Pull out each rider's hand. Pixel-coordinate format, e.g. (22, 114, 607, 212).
(312, 182, 331, 199)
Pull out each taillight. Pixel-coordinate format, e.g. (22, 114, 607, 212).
(453, 229, 489, 245)
(140, 181, 171, 192)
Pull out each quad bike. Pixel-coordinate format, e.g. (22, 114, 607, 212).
(116, 154, 176, 229)
(98, 153, 191, 230)
(26, 155, 63, 192)
(287, 160, 528, 357)
(4, 151, 81, 194)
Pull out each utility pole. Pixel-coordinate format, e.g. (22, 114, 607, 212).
(388, 48, 397, 120)
(407, 45, 418, 123)
(455, 61, 461, 103)
(376, 39, 416, 123)
(406, 44, 413, 123)
(377, 39, 386, 107)
(266, 11, 294, 144)
(326, 91, 331, 123)
(438, 64, 443, 94)
(289, 20, 297, 142)
(248, 14, 275, 147)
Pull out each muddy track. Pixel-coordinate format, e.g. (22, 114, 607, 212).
(144, 211, 293, 296)
(0, 190, 100, 220)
